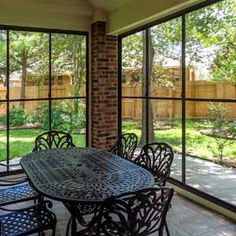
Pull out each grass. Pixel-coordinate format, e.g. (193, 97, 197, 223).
(1, 120, 235, 163)
(122, 120, 236, 161)
(0, 128, 86, 161)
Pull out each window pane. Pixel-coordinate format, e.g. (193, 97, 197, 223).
(51, 34, 86, 98)
(149, 99, 182, 180)
(150, 18, 182, 97)
(0, 102, 7, 172)
(9, 31, 49, 99)
(122, 98, 144, 149)
(122, 32, 145, 97)
(51, 99, 86, 147)
(0, 30, 7, 99)
(9, 101, 46, 166)
(186, 101, 236, 205)
(186, 0, 236, 99)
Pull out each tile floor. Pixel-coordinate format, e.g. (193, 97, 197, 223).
(42, 193, 235, 236)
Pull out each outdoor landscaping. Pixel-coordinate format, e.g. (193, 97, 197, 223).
(0, 128, 85, 161)
(122, 119, 236, 167)
(0, 100, 86, 161)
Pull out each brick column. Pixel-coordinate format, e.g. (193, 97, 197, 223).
(91, 22, 118, 150)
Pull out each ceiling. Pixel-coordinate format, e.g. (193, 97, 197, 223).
(0, 0, 201, 34)
(88, 0, 133, 12)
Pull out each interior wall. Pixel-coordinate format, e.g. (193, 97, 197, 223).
(0, 0, 94, 31)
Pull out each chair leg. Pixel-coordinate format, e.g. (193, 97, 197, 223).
(52, 226, 56, 236)
(159, 227, 164, 236)
(165, 220, 170, 236)
(38, 231, 45, 236)
(66, 217, 72, 236)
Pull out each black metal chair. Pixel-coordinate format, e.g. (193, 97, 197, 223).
(32, 130, 75, 151)
(0, 131, 73, 211)
(109, 133, 138, 161)
(0, 200, 57, 236)
(77, 187, 174, 236)
(134, 142, 174, 186)
(0, 163, 39, 210)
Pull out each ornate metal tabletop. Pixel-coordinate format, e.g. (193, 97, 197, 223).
(20, 147, 154, 203)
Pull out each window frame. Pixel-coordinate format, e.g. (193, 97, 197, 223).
(0, 25, 89, 175)
(118, 0, 236, 213)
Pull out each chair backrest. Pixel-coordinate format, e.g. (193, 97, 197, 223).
(110, 133, 138, 161)
(94, 187, 173, 236)
(33, 130, 75, 152)
(134, 142, 174, 186)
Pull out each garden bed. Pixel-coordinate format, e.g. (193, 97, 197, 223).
(0, 123, 41, 131)
(200, 129, 236, 140)
(177, 150, 236, 168)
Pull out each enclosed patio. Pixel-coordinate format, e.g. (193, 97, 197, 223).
(0, 0, 235, 235)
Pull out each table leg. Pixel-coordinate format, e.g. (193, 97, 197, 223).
(63, 202, 87, 235)
(71, 216, 77, 236)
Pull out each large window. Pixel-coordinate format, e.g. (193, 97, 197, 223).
(0, 28, 88, 173)
(120, 0, 236, 210)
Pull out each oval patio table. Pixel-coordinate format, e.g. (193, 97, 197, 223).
(20, 147, 155, 235)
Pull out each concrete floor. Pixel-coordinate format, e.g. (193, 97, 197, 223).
(171, 154, 236, 206)
(0, 156, 235, 235)
(41, 193, 235, 236)
(0, 192, 235, 235)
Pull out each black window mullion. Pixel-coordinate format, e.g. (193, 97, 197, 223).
(85, 33, 89, 147)
(118, 37, 122, 138)
(49, 33, 52, 131)
(145, 29, 150, 144)
(181, 15, 186, 184)
(6, 30, 10, 172)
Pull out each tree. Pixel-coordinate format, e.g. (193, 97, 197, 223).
(10, 31, 48, 107)
(0, 31, 86, 113)
(122, 0, 235, 147)
(52, 34, 86, 113)
(0, 31, 7, 87)
(207, 102, 236, 162)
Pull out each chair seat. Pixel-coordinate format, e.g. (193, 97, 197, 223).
(0, 202, 56, 236)
(0, 183, 38, 207)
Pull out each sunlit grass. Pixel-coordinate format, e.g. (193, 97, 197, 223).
(0, 129, 86, 161)
(122, 120, 236, 161)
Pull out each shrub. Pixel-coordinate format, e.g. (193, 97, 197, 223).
(34, 101, 86, 133)
(207, 102, 236, 162)
(1, 106, 29, 126)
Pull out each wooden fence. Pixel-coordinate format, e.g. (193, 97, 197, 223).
(0, 81, 235, 120)
(122, 81, 236, 120)
(0, 84, 86, 116)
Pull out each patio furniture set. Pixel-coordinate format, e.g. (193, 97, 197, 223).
(0, 131, 174, 236)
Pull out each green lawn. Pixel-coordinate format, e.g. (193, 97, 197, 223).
(122, 120, 236, 161)
(0, 129, 86, 161)
(1, 121, 235, 162)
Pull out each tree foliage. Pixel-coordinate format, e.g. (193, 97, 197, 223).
(121, 0, 235, 147)
(0, 31, 86, 96)
(207, 102, 236, 162)
(122, 0, 235, 81)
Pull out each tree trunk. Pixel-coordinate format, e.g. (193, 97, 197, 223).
(139, 30, 155, 146)
(20, 50, 27, 108)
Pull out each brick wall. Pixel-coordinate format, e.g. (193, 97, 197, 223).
(91, 21, 118, 150)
